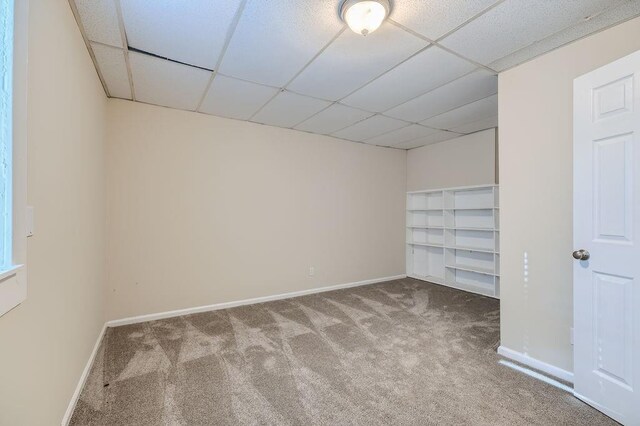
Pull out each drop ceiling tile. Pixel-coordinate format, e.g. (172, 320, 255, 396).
(451, 115, 498, 134)
(288, 24, 427, 101)
(91, 43, 131, 99)
(422, 95, 497, 130)
(74, 0, 123, 47)
(391, 0, 500, 40)
(332, 115, 409, 142)
(490, 1, 640, 71)
(386, 69, 497, 123)
(129, 52, 212, 111)
(219, 0, 344, 87)
(120, 0, 243, 70)
(365, 125, 438, 146)
(394, 130, 461, 149)
(252, 91, 331, 129)
(440, 0, 628, 65)
(200, 75, 279, 120)
(342, 46, 475, 112)
(295, 104, 373, 135)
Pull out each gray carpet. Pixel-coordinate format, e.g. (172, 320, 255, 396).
(70, 278, 614, 425)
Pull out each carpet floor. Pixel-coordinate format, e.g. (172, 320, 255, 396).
(70, 278, 615, 425)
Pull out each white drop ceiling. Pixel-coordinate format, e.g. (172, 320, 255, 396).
(71, 0, 640, 150)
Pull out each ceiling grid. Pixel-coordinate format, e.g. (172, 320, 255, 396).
(67, 0, 112, 97)
(113, 0, 136, 101)
(196, 0, 250, 113)
(246, 26, 348, 122)
(69, 0, 640, 149)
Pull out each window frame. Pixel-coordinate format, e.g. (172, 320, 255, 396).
(0, 0, 28, 317)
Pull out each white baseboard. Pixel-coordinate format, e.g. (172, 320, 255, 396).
(61, 323, 108, 426)
(106, 274, 407, 327)
(497, 345, 574, 384)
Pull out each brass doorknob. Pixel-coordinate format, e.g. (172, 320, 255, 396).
(572, 249, 590, 260)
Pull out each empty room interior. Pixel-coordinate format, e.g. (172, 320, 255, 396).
(2, 0, 640, 424)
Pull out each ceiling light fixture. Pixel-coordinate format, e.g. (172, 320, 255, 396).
(340, 0, 391, 36)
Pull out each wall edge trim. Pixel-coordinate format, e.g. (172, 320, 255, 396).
(106, 274, 407, 327)
(497, 345, 574, 384)
(61, 323, 108, 425)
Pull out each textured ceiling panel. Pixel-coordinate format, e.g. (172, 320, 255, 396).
(288, 24, 427, 101)
(422, 94, 498, 131)
(200, 75, 279, 120)
(394, 130, 462, 149)
(129, 52, 211, 111)
(332, 115, 409, 142)
(342, 46, 476, 112)
(386, 69, 497, 123)
(440, 0, 628, 65)
(295, 104, 373, 135)
(451, 115, 498, 134)
(74, 0, 123, 47)
(219, 0, 344, 87)
(390, 0, 501, 40)
(120, 0, 243, 70)
(365, 124, 438, 146)
(73, 0, 640, 150)
(490, 1, 640, 71)
(91, 43, 131, 99)
(252, 91, 332, 128)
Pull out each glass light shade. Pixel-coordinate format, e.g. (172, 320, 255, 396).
(342, 0, 389, 36)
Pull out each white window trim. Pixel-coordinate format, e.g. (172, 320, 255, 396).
(0, 0, 28, 317)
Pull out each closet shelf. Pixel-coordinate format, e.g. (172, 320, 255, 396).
(407, 274, 444, 285)
(446, 245, 496, 254)
(453, 281, 496, 298)
(449, 226, 497, 231)
(407, 184, 500, 299)
(444, 207, 494, 211)
(407, 242, 444, 248)
(445, 264, 497, 276)
(407, 226, 498, 231)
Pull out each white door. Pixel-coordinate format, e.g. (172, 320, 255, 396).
(573, 50, 640, 425)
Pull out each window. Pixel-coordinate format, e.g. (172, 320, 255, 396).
(1, 0, 15, 272)
(0, 0, 27, 317)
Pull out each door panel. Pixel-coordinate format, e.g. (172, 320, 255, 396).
(593, 133, 633, 242)
(593, 75, 633, 121)
(574, 49, 640, 425)
(592, 271, 633, 389)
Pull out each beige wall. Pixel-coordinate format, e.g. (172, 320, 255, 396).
(105, 100, 406, 320)
(499, 16, 640, 372)
(0, 0, 107, 425)
(406, 129, 496, 191)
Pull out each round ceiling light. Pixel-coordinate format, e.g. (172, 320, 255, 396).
(340, 0, 391, 36)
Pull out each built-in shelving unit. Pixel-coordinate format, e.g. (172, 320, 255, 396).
(406, 184, 500, 298)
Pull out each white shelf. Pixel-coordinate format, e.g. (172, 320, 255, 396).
(407, 274, 445, 285)
(407, 184, 500, 299)
(407, 184, 498, 193)
(445, 207, 494, 211)
(450, 227, 496, 231)
(445, 244, 496, 254)
(407, 241, 444, 248)
(446, 263, 497, 276)
(451, 279, 496, 298)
